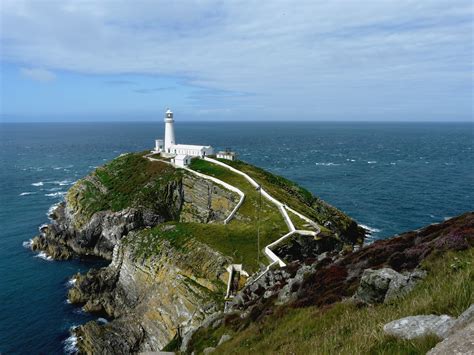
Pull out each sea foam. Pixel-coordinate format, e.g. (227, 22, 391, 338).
(63, 326, 78, 355)
(19, 192, 35, 196)
(34, 251, 53, 261)
(45, 192, 66, 197)
(32, 182, 44, 186)
(22, 239, 33, 248)
(315, 162, 340, 166)
(359, 224, 381, 234)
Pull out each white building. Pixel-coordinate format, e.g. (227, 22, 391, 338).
(172, 154, 192, 167)
(154, 108, 214, 166)
(217, 150, 237, 161)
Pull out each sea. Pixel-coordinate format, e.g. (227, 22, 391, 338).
(0, 121, 473, 354)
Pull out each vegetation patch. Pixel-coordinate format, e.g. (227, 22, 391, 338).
(202, 248, 473, 354)
(68, 152, 183, 221)
(215, 159, 364, 242)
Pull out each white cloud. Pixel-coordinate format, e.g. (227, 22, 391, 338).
(20, 67, 56, 82)
(1, 0, 472, 118)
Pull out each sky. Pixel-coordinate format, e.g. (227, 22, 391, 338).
(0, 0, 473, 122)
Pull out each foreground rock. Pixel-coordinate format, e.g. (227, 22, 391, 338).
(383, 315, 455, 340)
(427, 321, 474, 355)
(383, 304, 474, 344)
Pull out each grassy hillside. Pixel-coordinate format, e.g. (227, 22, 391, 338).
(189, 248, 474, 354)
(66, 152, 183, 227)
(214, 158, 364, 243)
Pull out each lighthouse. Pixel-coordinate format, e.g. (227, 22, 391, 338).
(153, 108, 214, 165)
(164, 108, 175, 152)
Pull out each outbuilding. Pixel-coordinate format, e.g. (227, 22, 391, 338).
(173, 154, 192, 167)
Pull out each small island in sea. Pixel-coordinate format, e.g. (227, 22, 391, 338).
(29, 110, 473, 354)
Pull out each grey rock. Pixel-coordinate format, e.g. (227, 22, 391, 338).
(203, 347, 216, 354)
(354, 267, 424, 304)
(427, 321, 474, 355)
(453, 304, 474, 331)
(218, 334, 232, 346)
(383, 315, 456, 340)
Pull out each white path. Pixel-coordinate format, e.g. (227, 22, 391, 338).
(204, 158, 322, 282)
(147, 153, 322, 291)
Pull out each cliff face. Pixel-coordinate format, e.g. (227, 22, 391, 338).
(70, 233, 231, 352)
(32, 153, 240, 260)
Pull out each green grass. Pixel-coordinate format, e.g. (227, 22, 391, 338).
(193, 248, 474, 354)
(215, 159, 360, 239)
(67, 152, 183, 223)
(188, 159, 289, 271)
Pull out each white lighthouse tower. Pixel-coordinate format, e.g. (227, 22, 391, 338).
(164, 108, 175, 152)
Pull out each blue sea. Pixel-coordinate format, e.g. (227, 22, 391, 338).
(0, 121, 473, 353)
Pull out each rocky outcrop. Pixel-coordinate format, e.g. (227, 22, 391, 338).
(31, 172, 238, 261)
(353, 268, 426, 304)
(192, 212, 474, 354)
(383, 304, 474, 343)
(69, 234, 232, 353)
(427, 321, 474, 355)
(383, 315, 455, 340)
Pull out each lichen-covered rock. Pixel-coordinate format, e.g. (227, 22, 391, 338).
(427, 321, 474, 355)
(383, 315, 455, 340)
(70, 236, 231, 353)
(353, 267, 425, 304)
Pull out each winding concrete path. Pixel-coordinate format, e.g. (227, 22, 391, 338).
(204, 158, 322, 281)
(147, 153, 323, 289)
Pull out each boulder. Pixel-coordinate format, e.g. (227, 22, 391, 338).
(427, 321, 474, 355)
(353, 267, 425, 304)
(383, 315, 455, 340)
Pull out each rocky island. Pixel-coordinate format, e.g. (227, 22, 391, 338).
(30, 152, 473, 354)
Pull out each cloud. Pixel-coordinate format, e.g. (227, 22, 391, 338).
(2, 0, 473, 118)
(20, 67, 56, 82)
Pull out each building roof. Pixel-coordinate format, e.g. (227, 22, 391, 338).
(170, 144, 212, 150)
(174, 154, 191, 160)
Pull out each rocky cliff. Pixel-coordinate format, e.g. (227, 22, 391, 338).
(30, 152, 364, 353)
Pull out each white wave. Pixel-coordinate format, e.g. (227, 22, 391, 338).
(64, 327, 78, 355)
(367, 161, 377, 164)
(346, 159, 356, 162)
(32, 182, 44, 186)
(97, 318, 108, 324)
(19, 192, 35, 196)
(39, 223, 48, 231)
(315, 162, 340, 166)
(34, 251, 53, 261)
(45, 192, 66, 197)
(444, 216, 452, 221)
(359, 223, 381, 234)
(390, 162, 396, 165)
(47, 202, 61, 218)
(22, 239, 33, 248)
(66, 278, 77, 287)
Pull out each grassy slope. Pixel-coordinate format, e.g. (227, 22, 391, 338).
(67, 152, 183, 224)
(192, 248, 473, 354)
(215, 159, 362, 242)
(187, 159, 288, 272)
